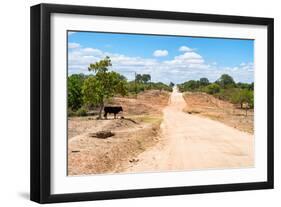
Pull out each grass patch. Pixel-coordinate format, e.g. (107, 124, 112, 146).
(133, 115, 163, 125)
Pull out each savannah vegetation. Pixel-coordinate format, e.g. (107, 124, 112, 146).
(177, 74, 254, 116)
(68, 56, 172, 117)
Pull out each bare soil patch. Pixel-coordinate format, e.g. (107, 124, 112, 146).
(183, 92, 253, 134)
(68, 90, 170, 175)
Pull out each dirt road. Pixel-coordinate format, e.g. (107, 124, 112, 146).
(122, 87, 254, 173)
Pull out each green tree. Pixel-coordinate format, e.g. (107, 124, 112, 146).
(86, 56, 127, 119)
(135, 74, 143, 83)
(199, 77, 209, 86)
(231, 89, 253, 116)
(169, 82, 175, 87)
(249, 82, 254, 90)
(142, 74, 151, 83)
(183, 80, 200, 91)
(216, 74, 235, 88)
(67, 74, 85, 110)
(82, 76, 102, 109)
(204, 83, 221, 94)
(135, 74, 151, 83)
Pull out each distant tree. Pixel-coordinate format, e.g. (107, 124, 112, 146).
(135, 74, 151, 83)
(236, 82, 254, 90)
(249, 82, 254, 90)
(184, 80, 200, 91)
(67, 74, 85, 111)
(236, 82, 248, 89)
(216, 74, 235, 88)
(86, 56, 127, 119)
(204, 83, 221, 94)
(199, 77, 209, 86)
(231, 89, 253, 116)
(169, 82, 175, 87)
(118, 74, 127, 81)
(142, 74, 151, 83)
(135, 74, 143, 83)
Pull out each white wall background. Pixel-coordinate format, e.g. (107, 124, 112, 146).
(0, 0, 279, 206)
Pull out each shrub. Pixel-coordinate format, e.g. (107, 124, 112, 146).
(76, 107, 87, 116)
(231, 89, 254, 109)
(204, 83, 221, 94)
(67, 108, 76, 117)
(216, 74, 235, 88)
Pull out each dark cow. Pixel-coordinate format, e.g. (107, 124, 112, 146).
(103, 106, 123, 119)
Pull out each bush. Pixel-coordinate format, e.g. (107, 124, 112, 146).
(68, 74, 85, 110)
(126, 81, 172, 94)
(67, 108, 76, 117)
(76, 107, 87, 116)
(216, 74, 235, 88)
(214, 88, 239, 101)
(231, 89, 254, 109)
(204, 83, 220, 94)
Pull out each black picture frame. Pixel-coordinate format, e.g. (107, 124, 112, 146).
(30, 3, 274, 204)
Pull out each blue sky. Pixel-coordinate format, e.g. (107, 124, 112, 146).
(68, 31, 254, 84)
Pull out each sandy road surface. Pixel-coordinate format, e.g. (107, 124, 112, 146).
(122, 87, 254, 173)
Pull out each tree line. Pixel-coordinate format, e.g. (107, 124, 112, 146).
(177, 74, 254, 115)
(68, 56, 172, 118)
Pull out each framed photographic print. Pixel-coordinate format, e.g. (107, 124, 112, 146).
(30, 3, 274, 203)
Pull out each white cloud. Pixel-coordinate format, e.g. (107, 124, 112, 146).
(68, 45, 254, 83)
(164, 52, 204, 65)
(81, 48, 103, 56)
(179, 46, 193, 52)
(68, 42, 80, 49)
(153, 50, 168, 57)
(175, 52, 203, 61)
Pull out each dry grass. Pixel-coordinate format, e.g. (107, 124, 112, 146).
(67, 90, 170, 175)
(183, 92, 254, 134)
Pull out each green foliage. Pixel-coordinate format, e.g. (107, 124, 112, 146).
(199, 77, 209, 86)
(236, 82, 254, 90)
(216, 74, 235, 88)
(86, 56, 128, 118)
(151, 82, 173, 92)
(177, 74, 254, 113)
(76, 107, 87, 116)
(67, 108, 76, 117)
(88, 56, 112, 73)
(82, 76, 103, 107)
(169, 82, 175, 87)
(67, 74, 85, 110)
(126, 81, 172, 94)
(136, 74, 151, 83)
(178, 77, 211, 92)
(231, 89, 254, 109)
(214, 88, 238, 101)
(204, 83, 221, 94)
(178, 80, 200, 92)
(142, 74, 151, 83)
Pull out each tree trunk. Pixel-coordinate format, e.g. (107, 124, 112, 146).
(98, 102, 104, 119)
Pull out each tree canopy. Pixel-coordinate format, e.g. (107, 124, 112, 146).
(199, 77, 209, 86)
(216, 74, 235, 88)
(205, 83, 220, 94)
(86, 56, 127, 119)
(68, 74, 86, 110)
(136, 74, 151, 83)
